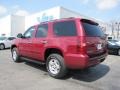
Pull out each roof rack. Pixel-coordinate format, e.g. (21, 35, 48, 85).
(39, 17, 75, 24)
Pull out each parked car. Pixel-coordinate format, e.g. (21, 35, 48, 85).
(0, 36, 16, 50)
(11, 18, 108, 78)
(107, 40, 120, 55)
(111, 40, 120, 46)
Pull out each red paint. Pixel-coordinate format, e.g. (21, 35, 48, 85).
(12, 18, 107, 69)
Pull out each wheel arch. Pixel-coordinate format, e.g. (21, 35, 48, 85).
(0, 43, 5, 48)
(11, 44, 17, 51)
(44, 48, 64, 61)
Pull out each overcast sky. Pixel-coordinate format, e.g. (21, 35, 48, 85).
(0, 0, 120, 22)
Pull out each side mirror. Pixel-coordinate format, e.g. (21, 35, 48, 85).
(17, 33, 23, 38)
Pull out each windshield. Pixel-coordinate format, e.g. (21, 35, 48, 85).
(0, 37, 7, 40)
(108, 40, 120, 45)
(108, 40, 119, 43)
(108, 41, 116, 45)
(81, 20, 105, 37)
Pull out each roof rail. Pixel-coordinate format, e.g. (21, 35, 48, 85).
(39, 17, 75, 24)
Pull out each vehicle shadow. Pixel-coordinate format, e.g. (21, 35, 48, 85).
(24, 61, 47, 72)
(0, 48, 10, 51)
(24, 61, 110, 82)
(66, 64, 110, 82)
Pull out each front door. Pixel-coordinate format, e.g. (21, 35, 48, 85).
(18, 26, 35, 58)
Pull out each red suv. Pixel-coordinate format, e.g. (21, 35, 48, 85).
(11, 18, 107, 78)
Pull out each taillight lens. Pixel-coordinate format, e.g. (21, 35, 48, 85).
(77, 36, 87, 54)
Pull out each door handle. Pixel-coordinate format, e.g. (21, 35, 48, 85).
(40, 40, 48, 44)
(27, 41, 32, 44)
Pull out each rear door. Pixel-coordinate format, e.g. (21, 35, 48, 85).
(81, 19, 107, 57)
(3, 38, 11, 48)
(32, 24, 48, 61)
(6, 37, 16, 48)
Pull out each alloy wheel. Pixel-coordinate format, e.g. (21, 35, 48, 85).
(118, 49, 120, 56)
(0, 44, 4, 50)
(12, 50, 18, 61)
(48, 58, 61, 75)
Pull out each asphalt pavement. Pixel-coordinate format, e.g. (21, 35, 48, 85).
(0, 49, 120, 90)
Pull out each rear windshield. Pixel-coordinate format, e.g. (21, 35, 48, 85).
(82, 20, 104, 37)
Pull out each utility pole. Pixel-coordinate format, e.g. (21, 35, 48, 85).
(116, 22, 120, 39)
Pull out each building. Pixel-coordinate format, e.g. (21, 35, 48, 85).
(0, 15, 11, 36)
(0, 15, 25, 36)
(0, 6, 107, 37)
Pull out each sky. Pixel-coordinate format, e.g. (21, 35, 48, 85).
(0, 0, 120, 22)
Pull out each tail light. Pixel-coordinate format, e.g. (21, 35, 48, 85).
(76, 36, 87, 54)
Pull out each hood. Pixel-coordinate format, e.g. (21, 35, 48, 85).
(116, 42, 120, 46)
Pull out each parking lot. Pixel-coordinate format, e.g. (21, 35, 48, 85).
(0, 50, 120, 90)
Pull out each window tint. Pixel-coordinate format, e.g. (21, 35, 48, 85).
(8, 37, 16, 40)
(36, 24, 48, 37)
(24, 27, 35, 38)
(53, 21, 77, 36)
(0, 37, 7, 40)
(82, 22, 104, 37)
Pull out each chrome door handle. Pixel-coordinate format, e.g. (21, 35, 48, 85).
(41, 40, 48, 44)
(28, 41, 32, 44)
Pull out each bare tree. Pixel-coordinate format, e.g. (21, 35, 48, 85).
(109, 21, 115, 39)
(115, 22, 120, 39)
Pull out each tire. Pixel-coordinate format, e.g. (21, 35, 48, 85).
(46, 54, 67, 79)
(118, 49, 120, 56)
(0, 44, 5, 50)
(11, 47, 21, 62)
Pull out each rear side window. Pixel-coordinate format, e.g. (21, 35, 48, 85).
(0, 37, 7, 40)
(8, 37, 16, 40)
(82, 20, 104, 37)
(36, 24, 48, 37)
(53, 20, 77, 36)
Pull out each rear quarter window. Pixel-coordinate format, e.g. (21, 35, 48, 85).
(8, 37, 16, 40)
(53, 20, 77, 36)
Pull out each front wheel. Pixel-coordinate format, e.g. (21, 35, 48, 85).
(118, 49, 120, 56)
(0, 44, 5, 50)
(11, 47, 21, 62)
(46, 54, 67, 79)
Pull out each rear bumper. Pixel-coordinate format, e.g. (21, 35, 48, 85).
(65, 52, 107, 69)
(87, 53, 107, 67)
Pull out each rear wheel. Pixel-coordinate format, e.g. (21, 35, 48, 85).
(118, 49, 120, 56)
(0, 44, 5, 50)
(46, 54, 67, 78)
(11, 47, 21, 62)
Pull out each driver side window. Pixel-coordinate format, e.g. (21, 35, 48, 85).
(24, 26, 35, 38)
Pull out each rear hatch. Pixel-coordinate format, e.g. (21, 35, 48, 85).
(81, 19, 107, 58)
